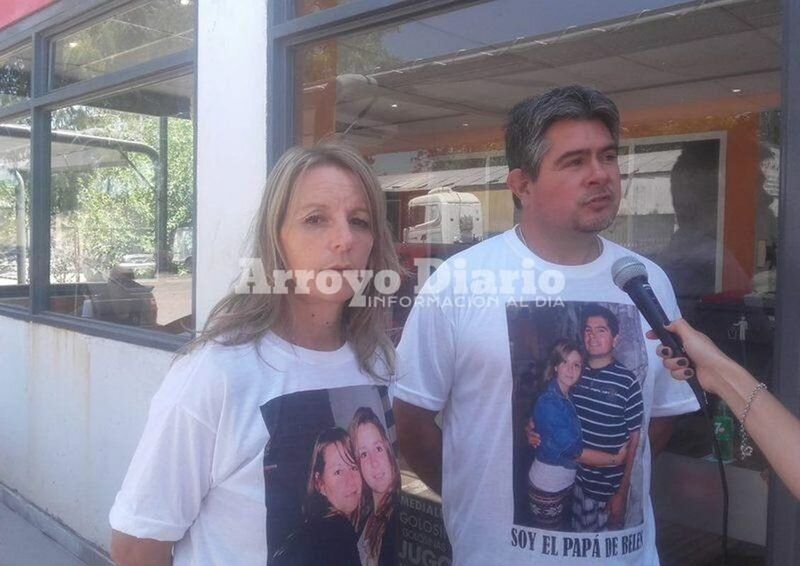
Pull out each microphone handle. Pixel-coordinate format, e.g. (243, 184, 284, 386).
(623, 278, 708, 410)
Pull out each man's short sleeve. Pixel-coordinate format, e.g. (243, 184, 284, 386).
(109, 352, 220, 541)
(392, 282, 457, 412)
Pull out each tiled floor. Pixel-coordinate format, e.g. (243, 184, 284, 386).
(657, 519, 765, 566)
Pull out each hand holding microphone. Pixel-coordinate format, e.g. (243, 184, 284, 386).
(645, 318, 736, 398)
(611, 256, 707, 408)
(647, 318, 800, 500)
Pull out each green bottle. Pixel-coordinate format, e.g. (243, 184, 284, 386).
(713, 400, 734, 462)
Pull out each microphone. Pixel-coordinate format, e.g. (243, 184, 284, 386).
(611, 256, 707, 409)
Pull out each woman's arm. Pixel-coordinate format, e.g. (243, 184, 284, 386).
(652, 318, 800, 500)
(577, 440, 629, 467)
(110, 530, 173, 566)
(395, 399, 443, 494)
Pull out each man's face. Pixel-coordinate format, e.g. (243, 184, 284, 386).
(518, 118, 621, 234)
(583, 315, 618, 359)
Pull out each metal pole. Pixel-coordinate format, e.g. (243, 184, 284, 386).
(157, 116, 169, 273)
(766, 0, 800, 563)
(13, 170, 27, 284)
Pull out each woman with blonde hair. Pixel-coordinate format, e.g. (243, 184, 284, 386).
(527, 339, 629, 530)
(350, 407, 401, 566)
(109, 142, 401, 566)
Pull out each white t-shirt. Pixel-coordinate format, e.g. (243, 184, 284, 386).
(110, 333, 393, 566)
(394, 228, 699, 566)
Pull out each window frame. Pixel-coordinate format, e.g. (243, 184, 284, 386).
(0, 0, 197, 352)
(766, 0, 800, 562)
(268, 0, 800, 563)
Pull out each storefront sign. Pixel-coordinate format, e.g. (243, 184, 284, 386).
(399, 491, 453, 566)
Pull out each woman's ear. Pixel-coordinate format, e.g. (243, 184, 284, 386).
(506, 168, 532, 207)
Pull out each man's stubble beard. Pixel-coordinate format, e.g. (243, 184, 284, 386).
(573, 210, 617, 234)
(574, 185, 621, 234)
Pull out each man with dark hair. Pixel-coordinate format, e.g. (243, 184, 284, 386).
(394, 85, 698, 565)
(505, 84, 620, 210)
(581, 303, 620, 336)
(572, 303, 643, 531)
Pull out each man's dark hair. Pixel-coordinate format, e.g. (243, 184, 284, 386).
(505, 85, 620, 208)
(581, 303, 620, 337)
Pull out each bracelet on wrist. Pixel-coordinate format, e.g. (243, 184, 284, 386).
(739, 382, 767, 459)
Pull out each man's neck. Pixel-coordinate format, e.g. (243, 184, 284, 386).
(588, 355, 614, 369)
(518, 222, 601, 265)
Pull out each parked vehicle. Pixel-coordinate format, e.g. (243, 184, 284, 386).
(172, 225, 193, 270)
(403, 186, 483, 245)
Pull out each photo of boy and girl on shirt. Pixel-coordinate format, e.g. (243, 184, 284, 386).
(262, 386, 399, 566)
(510, 301, 646, 534)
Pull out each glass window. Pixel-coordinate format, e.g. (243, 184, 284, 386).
(294, 0, 781, 563)
(0, 117, 32, 308)
(48, 75, 194, 335)
(0, 44, 33, 107)
(50, 0, 195, 89)
(295, 0, 354, 17)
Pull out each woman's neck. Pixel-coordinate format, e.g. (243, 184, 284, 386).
(278, 296, 345, 351)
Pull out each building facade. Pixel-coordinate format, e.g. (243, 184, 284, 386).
(0, 0, 798, 564)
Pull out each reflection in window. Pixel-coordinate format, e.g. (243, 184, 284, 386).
(294, 0, 782, 562)
(0, 119, 31, 308)
(48, 76, 194, 334)
(50, 0, 194, 89)
(754, 111, 780, 295)
(403, 188, 484, 245)
(609, 136, 730, 311)
(295, 0, 353, 17)
(0, 44, 33, 107)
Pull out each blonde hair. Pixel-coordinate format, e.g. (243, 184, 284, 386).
(349, 407, 400, 560)
(544, 339, 585, 381)
(188, 142, 401, 380)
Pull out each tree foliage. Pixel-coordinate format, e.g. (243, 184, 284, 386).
(48, 104, 194, 282)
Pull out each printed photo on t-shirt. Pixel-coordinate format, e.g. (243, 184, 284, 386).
(261, 385, 399, 566)
(508, 301, 647, 536)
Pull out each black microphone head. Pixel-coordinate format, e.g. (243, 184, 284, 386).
(612, 256, 648, 290)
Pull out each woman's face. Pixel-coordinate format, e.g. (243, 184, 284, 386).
(355, 422, 394, 496)
(556, 350, 583, 392)
(318, 442, 362, 515)
(279, 165, 374, 305)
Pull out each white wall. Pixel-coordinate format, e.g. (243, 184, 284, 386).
(0, 0, 269, 550)
(196, 0, 268, 327)
(0, 319, 173, 548)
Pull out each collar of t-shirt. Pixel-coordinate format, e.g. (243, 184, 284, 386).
(583, 358, 620, 375)
(505, 227, 612, 280)
(263, 332, 354, 366)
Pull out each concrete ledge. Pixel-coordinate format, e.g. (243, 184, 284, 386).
(0, 482, 112, 566)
